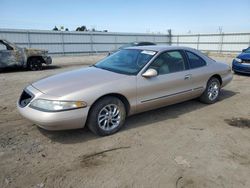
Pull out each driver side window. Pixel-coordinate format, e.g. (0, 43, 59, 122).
(149, 51, 186, 75)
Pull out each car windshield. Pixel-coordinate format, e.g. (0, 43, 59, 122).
(95, 49, 157, 75)
(1, 40, 17, 50)
(244, 48, 250, 53)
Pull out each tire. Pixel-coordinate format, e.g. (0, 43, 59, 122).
(87, 96, 126, 136)
(28, 58, 42, 71)
(199, 77, 221, 104)
(232, 69, 237, 74)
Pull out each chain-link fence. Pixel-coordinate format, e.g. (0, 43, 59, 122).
(171, 33, 250, 53)
(0, 29, 169, 55)
(1, 29, 249, 55)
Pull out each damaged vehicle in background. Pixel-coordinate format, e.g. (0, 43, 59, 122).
(17, 46, 232, 136)
(0, 39, 52, 71)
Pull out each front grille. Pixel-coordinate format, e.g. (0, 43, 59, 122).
(242, 60, 250, 64)
(19, 89, 34, 107)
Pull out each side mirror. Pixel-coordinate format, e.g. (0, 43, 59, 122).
(142, 68, 158, 78)
(242, 49, 246, 52)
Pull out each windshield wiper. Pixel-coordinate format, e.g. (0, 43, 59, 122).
(92, 65, 109, 72)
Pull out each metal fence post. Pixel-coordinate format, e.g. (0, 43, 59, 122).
(61, 31, 65, 55)
(90, 32, 94, 55)
(197, 34, 200, 50)
(168, 29, 172, 45)
(27, 31, 31, 48)
(168, 35, 171, 45)
(219, 33, 224, 53)
(248, 34, 250, 46)
(115, 34, 117, 50)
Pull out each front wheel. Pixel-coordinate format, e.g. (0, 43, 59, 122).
(199, 77, 221, 104)
(87, 96, 126, 136)
(28, 58, 42, 71)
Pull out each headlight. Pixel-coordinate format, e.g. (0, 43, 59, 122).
(234, 58, 242, 63)
(30, 99, 87, 112)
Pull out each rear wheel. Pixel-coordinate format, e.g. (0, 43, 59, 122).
(199, 77, 221, 104)
(87, 96, 126, 136)
(28, 58, 42, 71)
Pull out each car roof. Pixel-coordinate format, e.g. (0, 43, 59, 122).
(126, 45, 196, 52)
(0, 39, 10, 43)
(136, 41, 156, 44)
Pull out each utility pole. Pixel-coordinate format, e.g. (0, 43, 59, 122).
(218, 26, 223, 34)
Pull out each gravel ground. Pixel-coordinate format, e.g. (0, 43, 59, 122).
(0, 54, 250, 188)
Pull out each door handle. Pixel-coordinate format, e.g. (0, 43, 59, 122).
(184, 74, 192, 80)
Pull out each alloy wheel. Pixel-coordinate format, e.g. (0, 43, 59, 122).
(207, 81, 219, 101)
(97, 104, 121, 131)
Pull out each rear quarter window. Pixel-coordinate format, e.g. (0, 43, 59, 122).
(186, 51, 206, 69)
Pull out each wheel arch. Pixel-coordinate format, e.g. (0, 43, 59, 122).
(88, 93, 131, 116)
(210, 74, 222, 85)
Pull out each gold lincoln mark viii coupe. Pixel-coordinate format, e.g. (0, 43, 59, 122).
(17, 46, 232, 136)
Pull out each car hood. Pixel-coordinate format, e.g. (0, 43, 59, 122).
(32, 67, 127, 97)
(237, 53, 250, 60)
(25, 48, 48, 56)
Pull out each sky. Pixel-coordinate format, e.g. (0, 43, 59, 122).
(1, 0, 250, 34)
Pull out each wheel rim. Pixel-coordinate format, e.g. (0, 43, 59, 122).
(30, 61, 41, 70)
(207, 81, 219, 101)
(31, 63, 38, 70)
(98, 104, 121, 131)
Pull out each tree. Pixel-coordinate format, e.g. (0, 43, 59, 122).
(76, 25, 87, 31)
(53, 26, 59, 31)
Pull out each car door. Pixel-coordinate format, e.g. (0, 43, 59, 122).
(136, 50, 195, 113)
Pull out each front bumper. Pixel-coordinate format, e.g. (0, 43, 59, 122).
(17, 85, 88, 130)
(232, 60, 250, 74)
(43, 56, 52, 65)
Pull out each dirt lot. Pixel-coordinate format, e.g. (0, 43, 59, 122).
(0, 54, 250, 188)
